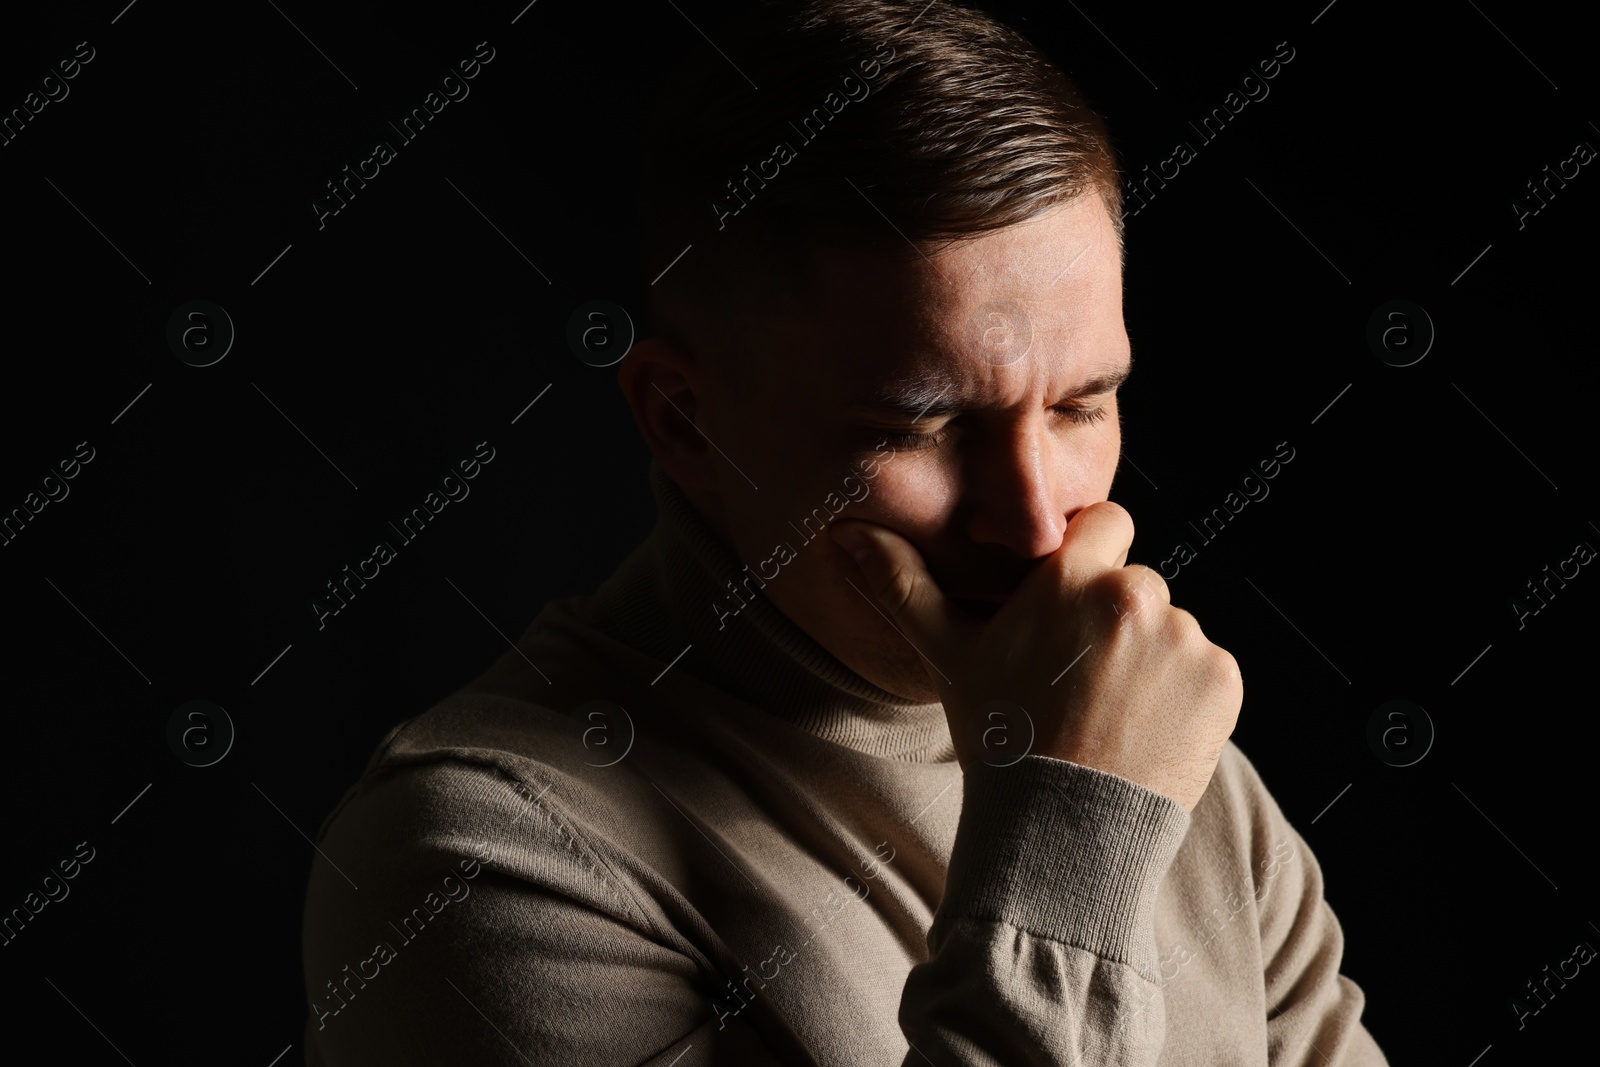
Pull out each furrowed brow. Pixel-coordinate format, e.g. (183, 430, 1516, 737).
(845, 358, 1131, 420)
(844, 377, 966, 420)
(1061, 361, 1132, 401)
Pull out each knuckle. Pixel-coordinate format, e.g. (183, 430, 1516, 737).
(1090, 498, 1131, 523)
(1123, 564, 1169, 601)
(1208, 645, 1242, 684)
(1091, 569, 1151, 622)
(1204, 646, 1244, 704)
(1092, 499, 1135, 538)
(1163, 605, 1204, 643)
(1106, 585, 1142, 621)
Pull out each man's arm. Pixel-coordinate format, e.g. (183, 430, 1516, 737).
(301, 760, 787, 1067)
(303, 751, 1191, 1067)
(899, 754, 1191, 1065)
(832, 500, 1390, 1063)
(898, 745, 1390, 1066)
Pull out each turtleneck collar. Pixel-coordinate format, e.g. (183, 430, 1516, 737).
(577, 458, 953, 762)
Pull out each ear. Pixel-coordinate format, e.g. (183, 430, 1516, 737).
(617, 336, 720, 493)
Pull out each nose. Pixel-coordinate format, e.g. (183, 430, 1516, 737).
(962, 416, 1072, 561)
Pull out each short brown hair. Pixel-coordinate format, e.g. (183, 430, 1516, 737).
(637, 0, 1123, 370)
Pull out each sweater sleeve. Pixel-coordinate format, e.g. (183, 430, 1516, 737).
(898, 753, 1193, 1065)
(301, 759, 788, 1067)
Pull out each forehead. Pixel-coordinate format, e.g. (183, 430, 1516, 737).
(770, 195, 1125, 401)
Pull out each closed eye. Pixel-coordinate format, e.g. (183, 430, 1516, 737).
(875, 404, 1111, 452)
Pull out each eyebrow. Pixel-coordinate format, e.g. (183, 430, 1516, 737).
(846, 358, 1133, 420)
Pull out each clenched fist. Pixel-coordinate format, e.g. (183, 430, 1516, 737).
(830, 501, 1242, 812)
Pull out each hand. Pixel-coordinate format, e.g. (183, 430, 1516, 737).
(829, 501, 1242, 812)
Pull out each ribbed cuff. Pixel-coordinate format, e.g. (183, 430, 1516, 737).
(937, 754, 1191, 979)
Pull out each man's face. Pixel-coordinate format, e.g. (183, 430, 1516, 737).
(687, 193, 1129, 703)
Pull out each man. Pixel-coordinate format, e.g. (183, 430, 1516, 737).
(301, 1, 1389, 1062)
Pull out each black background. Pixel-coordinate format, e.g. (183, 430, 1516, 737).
(1, 0, 1594, 1063)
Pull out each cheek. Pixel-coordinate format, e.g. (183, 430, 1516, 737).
(858, 460, 958, 530)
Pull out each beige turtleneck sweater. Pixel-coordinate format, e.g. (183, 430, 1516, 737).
(300, 459, 1388, 1065)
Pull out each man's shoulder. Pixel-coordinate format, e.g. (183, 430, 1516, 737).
(312, 692, 565, 830)
(381, 688, 589, 766)
(333, 689, 662, 833)
(309, 690, 679, 926)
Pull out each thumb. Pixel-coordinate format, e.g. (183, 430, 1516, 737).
(829, 519, 966, 665)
